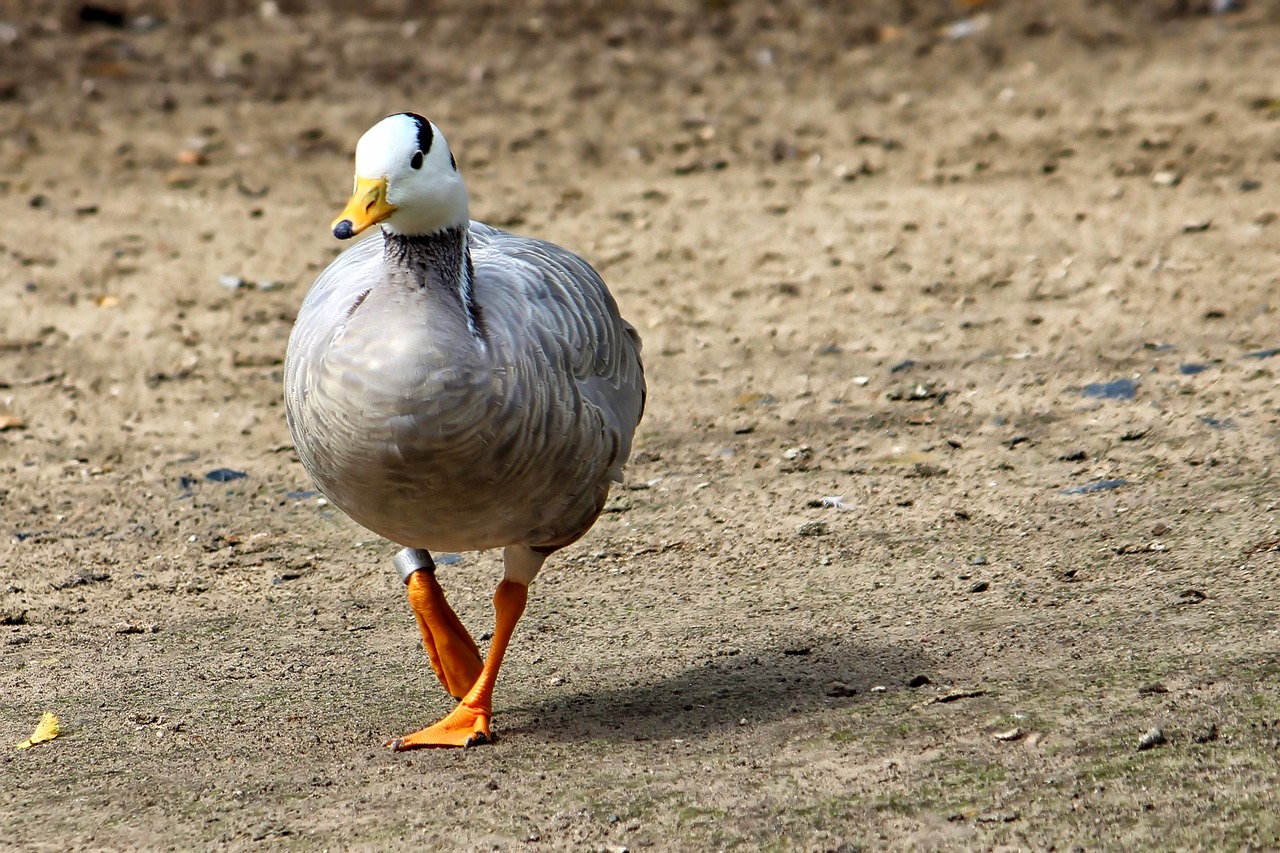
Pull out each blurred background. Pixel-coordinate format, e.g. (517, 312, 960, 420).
(2, 2, 1279, 850)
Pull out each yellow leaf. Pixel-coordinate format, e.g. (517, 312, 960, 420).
(15, 711, 60, 750)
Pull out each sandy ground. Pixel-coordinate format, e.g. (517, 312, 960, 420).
(2, 1, 1280, 849)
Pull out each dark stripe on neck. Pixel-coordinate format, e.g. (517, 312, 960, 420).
(383, 227, 485, 340)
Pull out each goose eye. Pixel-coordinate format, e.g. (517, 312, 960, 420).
(410, 151, 424, 170)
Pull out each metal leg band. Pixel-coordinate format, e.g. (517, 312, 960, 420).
(392, 548, 435, 585)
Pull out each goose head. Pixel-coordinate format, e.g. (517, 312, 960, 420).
(331, 112, 468, 240)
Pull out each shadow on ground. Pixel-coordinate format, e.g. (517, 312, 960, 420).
(505, 634, 930, 742)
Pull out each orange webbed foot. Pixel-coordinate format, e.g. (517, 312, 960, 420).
(388, 568, 533, 753)
(386, 701, 492, 750)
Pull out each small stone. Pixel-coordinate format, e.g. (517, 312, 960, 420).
(826, 682, 857, 698)
(1152, 170, 1181, 187)
(52, 570, 111, 591)
(1137, 727, 1167, 751)
(798, 520, 830, 537)
(0, 610, 27, 625)
(975, 811, 1019, 825)
(886, 381, 941, 401)
(1191, 722, 1218, 744)
(165, 170, 198, 189)
(218, 274, 246, 290)
(926, 689, 987, 705)
(907, 674, 932, 688)
(970, 554, 988, 566)
(1137, 682, 1169, 696)
(969, 580, 990, 593)
(114, 621, 158, 634)
(993, 727, 1024, 742)
(603, 495, 632, 513)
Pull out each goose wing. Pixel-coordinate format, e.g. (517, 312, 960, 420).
(470, 221, 646, 483)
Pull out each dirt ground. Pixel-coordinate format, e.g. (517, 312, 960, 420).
(2, 1, 1279, 849)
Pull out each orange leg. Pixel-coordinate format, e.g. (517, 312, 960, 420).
(398, 551, 484, 700)
(388, 579, 528, 750)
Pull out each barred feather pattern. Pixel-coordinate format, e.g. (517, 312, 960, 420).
(284, 222, 645, 554)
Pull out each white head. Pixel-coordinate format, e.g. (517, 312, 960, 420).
(331, 112, 468, 240)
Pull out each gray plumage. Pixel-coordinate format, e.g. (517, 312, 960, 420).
(284, 221, 645, 555)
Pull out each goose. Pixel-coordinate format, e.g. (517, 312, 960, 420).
(284, 112, 645, 749)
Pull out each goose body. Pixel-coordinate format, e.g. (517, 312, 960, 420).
(286, 222, 643, 553)
(283, 113, 644, 748)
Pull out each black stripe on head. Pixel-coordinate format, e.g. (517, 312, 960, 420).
(396, 112, 434, 154)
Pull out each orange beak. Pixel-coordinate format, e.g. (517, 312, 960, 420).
(331, 176, 396, 240)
